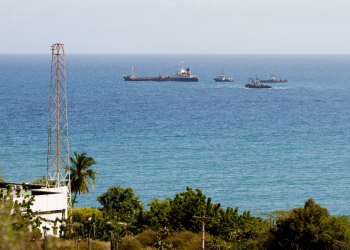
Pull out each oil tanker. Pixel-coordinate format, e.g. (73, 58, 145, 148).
(123, 62, 199, 82)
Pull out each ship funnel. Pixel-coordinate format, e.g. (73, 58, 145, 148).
(186, 68, 191, 75)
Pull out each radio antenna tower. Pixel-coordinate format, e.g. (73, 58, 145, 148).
(47, 43, 70, 199)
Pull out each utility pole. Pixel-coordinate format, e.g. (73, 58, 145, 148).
(193, 215, 214, 250)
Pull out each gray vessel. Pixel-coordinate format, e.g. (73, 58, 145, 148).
(245, 76, 272, 88)
(213, 69, 234, 82)
(260, 73, 288, 83)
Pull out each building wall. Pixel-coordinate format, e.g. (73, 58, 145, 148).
(1, 183, 68, 238)
(31, 187, 68, 237)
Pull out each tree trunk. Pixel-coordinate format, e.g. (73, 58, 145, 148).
(70, 192, 77, 236)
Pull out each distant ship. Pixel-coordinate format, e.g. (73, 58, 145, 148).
(172, 62, 199, 82)
(245, 76, 272, 88)
(260, 73, 288, 83)
(213, 70, 234, 82)
(123, 67, 172, 81)
(123, 63, 199, 82)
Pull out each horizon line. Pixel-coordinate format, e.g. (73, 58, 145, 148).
(0, 53, 350, 55)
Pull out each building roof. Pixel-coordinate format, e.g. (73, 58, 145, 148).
(0, 181, 51, 189)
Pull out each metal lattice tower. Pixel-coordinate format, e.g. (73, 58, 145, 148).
(47, 43, 70, 198)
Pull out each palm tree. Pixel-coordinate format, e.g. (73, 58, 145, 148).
(67, 152, 100, 206)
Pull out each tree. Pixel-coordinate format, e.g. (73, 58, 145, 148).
(97, 186, 143, 223)
(267, 198, 346, 250)
(148, 186, 268, 247)
(167, 186, 208, 232)
(67, 152, 100, 206)
(30, 175, 56, 186)
(145, 198, 171, 229)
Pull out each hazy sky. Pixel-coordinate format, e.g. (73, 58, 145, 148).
(1, 0, 350, 54)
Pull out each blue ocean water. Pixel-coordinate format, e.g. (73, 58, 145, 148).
(1, 54, 350, 215)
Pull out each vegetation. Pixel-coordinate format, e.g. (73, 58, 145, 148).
(97, 186, 144, 224)
(30, 175, 56, 185)
(266, 198, 347, 250)
(0, 183, 42, 249)
(2, 176, 350, 249)
(67, 152, 100, 206)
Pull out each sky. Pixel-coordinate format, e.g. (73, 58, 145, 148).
(0, 0, 350, 54)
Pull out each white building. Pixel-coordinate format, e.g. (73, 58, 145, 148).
(0, 181, 68, 237)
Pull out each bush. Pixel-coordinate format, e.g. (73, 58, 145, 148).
(177, 231, 199, 243)
(119, 236, 142, 250)
(165, 237, 185, 248)
(72, 207, 103, 224)
(137, 229, 158, 246)
(161, 231, 204, 250)
(39, 236, 109, 250)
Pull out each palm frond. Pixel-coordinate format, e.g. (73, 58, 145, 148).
(67, 152, 100, 206)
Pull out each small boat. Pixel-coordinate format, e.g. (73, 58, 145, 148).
(213, 69, 234, 82)
(260, 73, 288, 83)
(245, 76, 272, 88)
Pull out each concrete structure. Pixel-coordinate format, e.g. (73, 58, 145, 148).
(0, 181, 67, 237)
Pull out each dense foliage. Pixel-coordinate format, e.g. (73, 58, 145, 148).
(0, 184, 42, 249)
(2, 179, 350, 249)
(267, 198, 347, 250)
(97, 186, 144, 224)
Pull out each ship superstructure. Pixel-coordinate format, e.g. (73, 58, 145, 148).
(172, 62, 199, 82)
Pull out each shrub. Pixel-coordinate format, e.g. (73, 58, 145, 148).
(177, 231, 198, 243)
(165, 237, 185, 248)
(137, 229, 158, 246)
(72, 207, 103, 224)
(38, 236, 109, 250)
(119, 236, 142, 250)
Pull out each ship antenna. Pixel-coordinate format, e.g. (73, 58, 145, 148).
(132, 66, 133, 77)
(181, 61, 183, 69)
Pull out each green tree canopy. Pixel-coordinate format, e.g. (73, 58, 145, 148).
(268, 198, 346, 250)
(141, 186, 268, 246)
(144, 198, 171, 229)
(97, 186, 143, 223)
(167, 186, 209, 232)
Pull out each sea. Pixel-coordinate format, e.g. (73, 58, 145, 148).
(1, 54, 350, 215)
